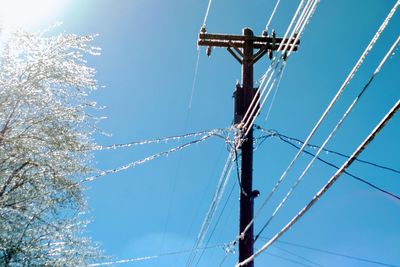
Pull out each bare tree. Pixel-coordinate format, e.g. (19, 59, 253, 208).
(0, 28, 103, 266)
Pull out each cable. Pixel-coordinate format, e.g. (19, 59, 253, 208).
(262, 238, 400, 267)
(243, 0, 320, 137)
(255, 134, 400, 242)
(235, 0, 319, 243)
(188, 49, 201, 109)
(186, 146, 236, 266)
(202, 0, 213, 27)
(265, 0, 282, 31)
(92, 128, 226, 151)
(272, 131, 400, 175)
(276, 135, 400, 200)
(88, 243, 225, 266)
(237, 99, 400, 266)
(272, 245, 323, 267)
(264, 64, 286, 123)
(195, 181, 237, 266)
(240, 0, 310, 133)
(83, 130, 225, 183)
(239, 0, 400, 244)
(253, 32, 400, 240)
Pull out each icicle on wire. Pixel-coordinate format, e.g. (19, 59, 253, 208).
(237, 99, 400, 267)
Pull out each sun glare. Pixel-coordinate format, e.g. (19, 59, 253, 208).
(0, 0, 65, 31)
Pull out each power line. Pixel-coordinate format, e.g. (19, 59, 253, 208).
(264, 64, 286, 123)
(253, 33, 400, 240)
(238, 99, 400, 266)
(254, 133, 400, 243)
(186, 145, 236, 266)
(275, 134, 400, 201)
(238, 0, 400, 247)
(83, 129, 227, 183)
(230, 0, 319, 248)
(259, 237, 400, 267)
(202, 0, 213, 27)
(264, 0, 282, 32)
(89, 243, 225, 266)
(272, 244, 323, 267)
(243, 0, 320, 136)
(254, 128, 400, 199)
(241, 0, 316, 135)
(92, 128, 227, 151)
(266, 130, 400, 175)
(195, 181, 237, 266)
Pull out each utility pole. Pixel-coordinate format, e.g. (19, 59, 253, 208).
(198, 27, 299, 266)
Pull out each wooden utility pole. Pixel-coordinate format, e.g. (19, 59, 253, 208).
(198, 27, 299, 266)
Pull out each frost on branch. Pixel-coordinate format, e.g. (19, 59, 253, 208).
(0, 29, 103, 266)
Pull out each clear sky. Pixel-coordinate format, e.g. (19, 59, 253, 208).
(2, 0, 400, 266)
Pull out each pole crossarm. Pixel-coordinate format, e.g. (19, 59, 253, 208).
(198, 32, 299, 50)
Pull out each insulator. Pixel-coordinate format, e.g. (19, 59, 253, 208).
(200, 26, 207, 33)
(283, 51, 287, 61)
(272, 29, 276, 38)
(268, 49, 273, 60)
(206, 46, 212, 57)
(262, 30, 268, 37)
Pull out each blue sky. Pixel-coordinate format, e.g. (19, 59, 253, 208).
(7, 0, 400, 266)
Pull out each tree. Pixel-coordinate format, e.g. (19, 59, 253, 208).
(0, 28, 103, 266)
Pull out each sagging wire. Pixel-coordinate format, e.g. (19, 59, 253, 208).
(91, 128, 228, 151)
(83, 129, 229, 183)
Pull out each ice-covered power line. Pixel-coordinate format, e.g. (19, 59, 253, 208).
(255, 133, 400, 242)
(256, 127, 400, 175)
(264, 64, 286, 123)
(89, 244, 226, 266)
(92, 128, 228, 151)
(237, 99, 400, 266)
(83, 129, 227, 183)
(272, 245, 323, 267)
(239, 0, 309, 132)
(241, 0, 319, 137)
(273, 134, 400, 200)
(230, 0, 319, 245)
(260, 238, 400, 267)
(254, 32, 400, 239)
(186, 146, 236, 266)
(188, 50, 201, 109)
(264, 0, 282, 32)
(202, 0, 213, 27)
(244, 0, 319, 135)
(239, 0, 400, 242)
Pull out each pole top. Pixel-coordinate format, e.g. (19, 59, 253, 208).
(242, 28, 254, 36)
